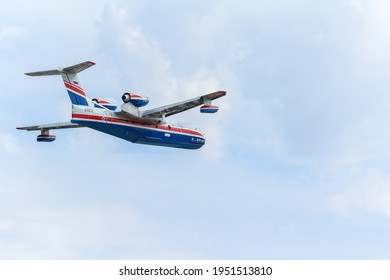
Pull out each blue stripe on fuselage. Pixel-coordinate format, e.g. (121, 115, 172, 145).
(71, 119, 205, 149)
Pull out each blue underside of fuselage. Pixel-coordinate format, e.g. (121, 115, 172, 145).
(72, 120, 205, 150)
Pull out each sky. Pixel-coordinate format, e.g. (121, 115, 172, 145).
(1, 0, 390, 259)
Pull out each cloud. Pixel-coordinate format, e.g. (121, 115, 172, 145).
(327, 170, 390, 218)
(95, 2, 231, 160)
(0, 132, 21, 154)
(0, 204, 146, 259)
(0, 26, 25, 51)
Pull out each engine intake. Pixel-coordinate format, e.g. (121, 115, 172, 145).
(92, 98, 118, 111)
(122, 92, 149, 107)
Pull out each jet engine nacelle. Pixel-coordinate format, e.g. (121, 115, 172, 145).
(92, 98, 118, 111)
(122, 92, 149, 107)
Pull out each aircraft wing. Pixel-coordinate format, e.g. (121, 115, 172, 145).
(142, 90, 226, 118)
(16, 122, 82, 131)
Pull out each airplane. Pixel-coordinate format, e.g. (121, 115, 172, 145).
(17, 61, 226, 150)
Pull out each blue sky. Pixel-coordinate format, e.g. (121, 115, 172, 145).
(1, 0, 390, 259)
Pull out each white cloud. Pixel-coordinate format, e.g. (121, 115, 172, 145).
(347, 0, 390, 64)
(327, 169, 390, 218)
(327, 194, 351, 217)
(0, 26, 25, 52)
(0, 132, 21, 154)
(349, 0, 365, 15)
(95, 3, 231, 160)
(0, 205, 146, 259)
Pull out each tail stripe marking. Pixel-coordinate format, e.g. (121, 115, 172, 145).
(64, 81, 88, 105)
(64, 81, 86, 96)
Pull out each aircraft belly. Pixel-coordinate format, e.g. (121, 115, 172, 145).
(72, 119, 205, 149)
(72, 119, 140, 143)
(135, 128, 205, 149)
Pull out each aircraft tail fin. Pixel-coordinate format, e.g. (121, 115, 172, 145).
(25, 61, 96, 106)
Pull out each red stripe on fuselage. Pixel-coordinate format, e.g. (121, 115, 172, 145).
(71, 113, 204, 137)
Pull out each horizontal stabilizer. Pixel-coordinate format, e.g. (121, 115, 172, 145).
(25, 69, 62, 76)
(25, 61, 95, 76)
(17, 122, 82, 131)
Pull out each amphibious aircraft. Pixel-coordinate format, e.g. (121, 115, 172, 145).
(17, 61, 226, 149)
